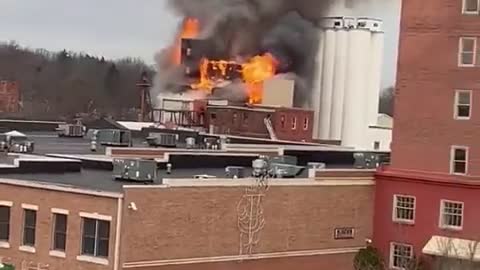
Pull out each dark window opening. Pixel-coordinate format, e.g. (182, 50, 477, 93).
(23, 209, 36, 246)
(81, 218, 110, 258)
(53, 214, 67, 251)
(0, 206, 10, 241)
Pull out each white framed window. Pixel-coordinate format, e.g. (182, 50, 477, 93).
(450, 146, 468, 175)
(303, 117, 309, 130)
(390, 243, 413, 270)
(80, 218, 110, 258)
(392, 195, 416, 224)
(292, 117, 297, 130)
(440, 200, 464, 230)
(454, 90, 472, 120)
(458, 37, 477, 67)
(463, 0, 480, 14)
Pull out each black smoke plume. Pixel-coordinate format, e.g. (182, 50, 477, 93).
(152, 0, 357, 106)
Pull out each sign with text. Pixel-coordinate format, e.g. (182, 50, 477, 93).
(334, 227, 355, 240)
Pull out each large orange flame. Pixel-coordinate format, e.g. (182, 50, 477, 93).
(172, 18, 200, 65)
(241, 53, 279, 104)
(191, 53, 279, 104)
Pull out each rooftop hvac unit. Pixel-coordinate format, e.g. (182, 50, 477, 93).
(353, 152, 380, 169)
(270, 155, 298, 166)
(356, 18, 383, 32)
(113, 158, 157, 183)
(225, 166, 245, 179)
(56, 124, 85, 137)
(146, 133, 178, 148)
(319, 16, 356, 29)
(308, 162, 327, 170)
(270, 163, 305, 178)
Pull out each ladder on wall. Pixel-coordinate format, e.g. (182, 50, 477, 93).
(264, 117, 277, 141)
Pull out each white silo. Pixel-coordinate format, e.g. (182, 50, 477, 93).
(341, 27, 372, 149)
(318, 27, 336, 140)
(311, 29, 326, 139)
(329, 21, 350, 141)
(367, 25, 385, 126)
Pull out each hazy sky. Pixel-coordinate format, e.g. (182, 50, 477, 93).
(0, 0, 400, 88)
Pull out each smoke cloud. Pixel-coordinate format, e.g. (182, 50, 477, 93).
(152, 0, 359, 106)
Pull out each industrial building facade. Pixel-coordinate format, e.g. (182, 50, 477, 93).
(0, 169, 375, 270)
(373, 0, 480, 269)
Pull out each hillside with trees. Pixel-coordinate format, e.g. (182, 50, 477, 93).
(0, 41, 153, 121)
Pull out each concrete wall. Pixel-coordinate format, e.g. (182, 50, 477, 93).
(0, 179, 120, 270)
(120, 179, 374, 270)
(366, 127, 392, 151)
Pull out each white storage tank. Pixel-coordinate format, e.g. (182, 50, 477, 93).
(318, 27, 336, 140)
(311, 30, 326, 139)
(367, 29, 385, 126)
(329, 27, 349, 141)
(341, 27, 372, 149)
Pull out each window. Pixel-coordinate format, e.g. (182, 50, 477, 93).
(292, 117, 297, 130)
(81, 218, 110, 258)
(450, 146, 468, 175)
(463, 0, 480, 14)
(243, 113, 249, 125)
(454, 90, 472, 119)
(210, 113, 217, 120)
(393, 195, 416, 224)
(303, 117, 309, 130)
(52, 214, 67, 251)
(440, 200, 464, 230)
(390, 243, 413, 270)
(458, 37, 476, 66)
(0, 206, 10, 242)
(233, 113, 238, 124)
(280, 115, 286, 128)
(374, 141, 381, 150)
(23, 209, 37, 246)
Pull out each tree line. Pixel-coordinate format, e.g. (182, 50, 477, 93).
(0, 41, 154, 121)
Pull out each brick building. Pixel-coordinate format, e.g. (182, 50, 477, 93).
(206, 105, 314, 142)
(373, 0, 480, 269)
(0, 81, 20, 113)
(0, 169, 374, 270)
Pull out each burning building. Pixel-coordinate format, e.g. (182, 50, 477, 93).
(151, 0, 390, 150)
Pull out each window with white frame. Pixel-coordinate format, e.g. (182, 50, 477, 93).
(52, 213, 67, 251)
(451, 146, 468, 175)
(303, 117, 309, 130)
(393, 195, 416, 223)
(454, 90, 472, 119)
(390, 243, 413, 270)
(459, 37, 477, 66)
(292, 117, 297, 130)
(22, 209, 37, 247)
(463, 0, 480, 14)
(440, 200, 464, 230)
(81, 218, 110, 258)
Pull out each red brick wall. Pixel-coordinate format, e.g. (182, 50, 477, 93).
(0, 81, 19, 113)
(206, 106, 314, 142)
(391, 0, 480, 175)
(374, 172, 480, 269)
(273, 108, 314, 142)
(0, 182, 119, 270)
(120, 184, 373, 268)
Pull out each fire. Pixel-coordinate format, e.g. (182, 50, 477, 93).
(241, 53, 279, 104)
(172, 18, 200, 65)
(191, 53, 279, 104)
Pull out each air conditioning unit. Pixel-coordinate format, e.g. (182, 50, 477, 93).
(308, 162, 327, 170)
(226, 166, 245, 179)
(146, 133, 178, 148)
(353, 152, 380, 169)
(113, 158, 157, 183)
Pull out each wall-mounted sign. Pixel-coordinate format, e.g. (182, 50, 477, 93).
(334, 227, 355, 240)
